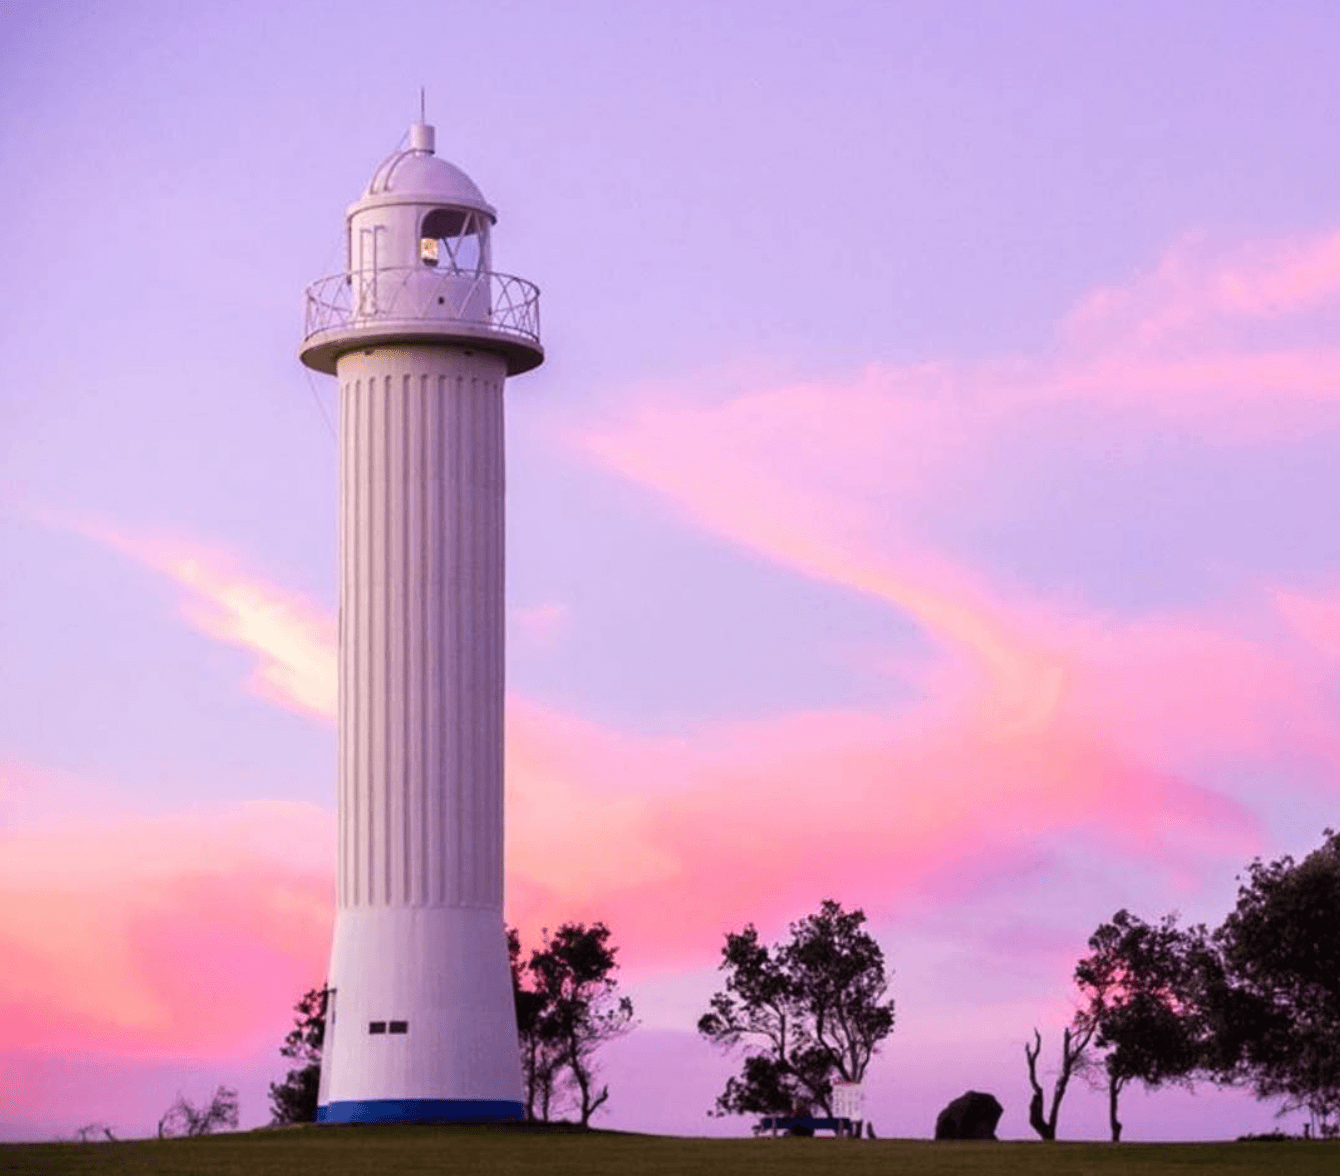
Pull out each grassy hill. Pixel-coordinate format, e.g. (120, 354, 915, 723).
(4, 1124, 1338, 1175)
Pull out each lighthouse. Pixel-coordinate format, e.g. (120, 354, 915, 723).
(300, 121, 542, 1123)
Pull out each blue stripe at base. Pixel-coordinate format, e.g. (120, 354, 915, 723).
(317, 1099, 524, 1124)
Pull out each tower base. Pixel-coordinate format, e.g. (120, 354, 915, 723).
(317, 907, 524, 1115)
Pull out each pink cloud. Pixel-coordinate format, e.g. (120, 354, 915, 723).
(569, 227, 1340, 738)
(578, 233, 1340, 549)
(63, 506, 1294, 968)
(0, 789, 333, 1057)
(1066, 227, 1340, 347)
(551, 224, 1340, 951)
(54, 526, 1268, 970)
(502, 662, 1263, 967)
(1275, 583, 1340, 661)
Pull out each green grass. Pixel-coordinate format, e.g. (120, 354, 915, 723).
(3, 1125, 1337, 1176)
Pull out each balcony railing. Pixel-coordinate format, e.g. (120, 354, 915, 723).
(303, 267, 541, 346)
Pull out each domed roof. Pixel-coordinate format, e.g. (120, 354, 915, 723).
(361, 123, 496, 220)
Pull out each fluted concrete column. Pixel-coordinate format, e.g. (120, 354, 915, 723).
(337, 345, 507, 910)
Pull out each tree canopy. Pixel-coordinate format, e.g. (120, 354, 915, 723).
(1212, 829, 1340, 1134)
(509, 922, 635, 1125)
(698, 899, 895, 1120)
(1070, 830, 1340, 1140)
(1074, 910, 1207, 1141)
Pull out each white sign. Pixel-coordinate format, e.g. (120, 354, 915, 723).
(831, 1081, 864, 1121)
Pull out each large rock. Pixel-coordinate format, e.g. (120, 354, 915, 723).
(934, 1090, 1003, 1140)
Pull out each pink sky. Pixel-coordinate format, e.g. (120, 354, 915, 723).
(4, 0, 1340, 1143)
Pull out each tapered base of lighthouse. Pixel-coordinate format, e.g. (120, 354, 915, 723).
(316, 907, 524, 1123)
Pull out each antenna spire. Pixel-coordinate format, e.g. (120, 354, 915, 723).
(420, 86, 426, 123)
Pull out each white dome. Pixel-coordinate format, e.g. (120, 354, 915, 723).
(360, 124, 496, 220)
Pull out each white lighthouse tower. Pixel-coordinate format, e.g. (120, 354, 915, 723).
(300, 121, 542, 1123)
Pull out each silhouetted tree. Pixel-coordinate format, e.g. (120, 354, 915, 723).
(509, 922, 635, 1124)
(1024, 1025, 1093, 1141)
(268, 986, 328, 1125)
(1212, 829, 1340, 1136)
(698, 899, 895, 1122)
(157, 1086, 239, 1138)
(509, 926, 564, 1120)
(1074, 910, 1208, 1141)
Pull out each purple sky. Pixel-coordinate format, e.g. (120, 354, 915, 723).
(4, 0, 1340, 1142)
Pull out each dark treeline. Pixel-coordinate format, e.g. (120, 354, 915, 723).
(1034, 828, 1340, 1142)
(267, 903, 893, 1131)
(265, 830, 1339, 1141)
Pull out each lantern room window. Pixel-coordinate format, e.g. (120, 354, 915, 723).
(420, 208, 490, 274)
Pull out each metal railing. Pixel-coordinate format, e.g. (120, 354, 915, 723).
(303, 266, 541, 345)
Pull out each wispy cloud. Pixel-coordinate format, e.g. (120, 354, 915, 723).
(572, 225, 1340, 687)
(77, 524, 337, 721)
(1066, 227, 1340, 347)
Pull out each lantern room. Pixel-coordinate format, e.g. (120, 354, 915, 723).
(300, 121, 542, 376)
